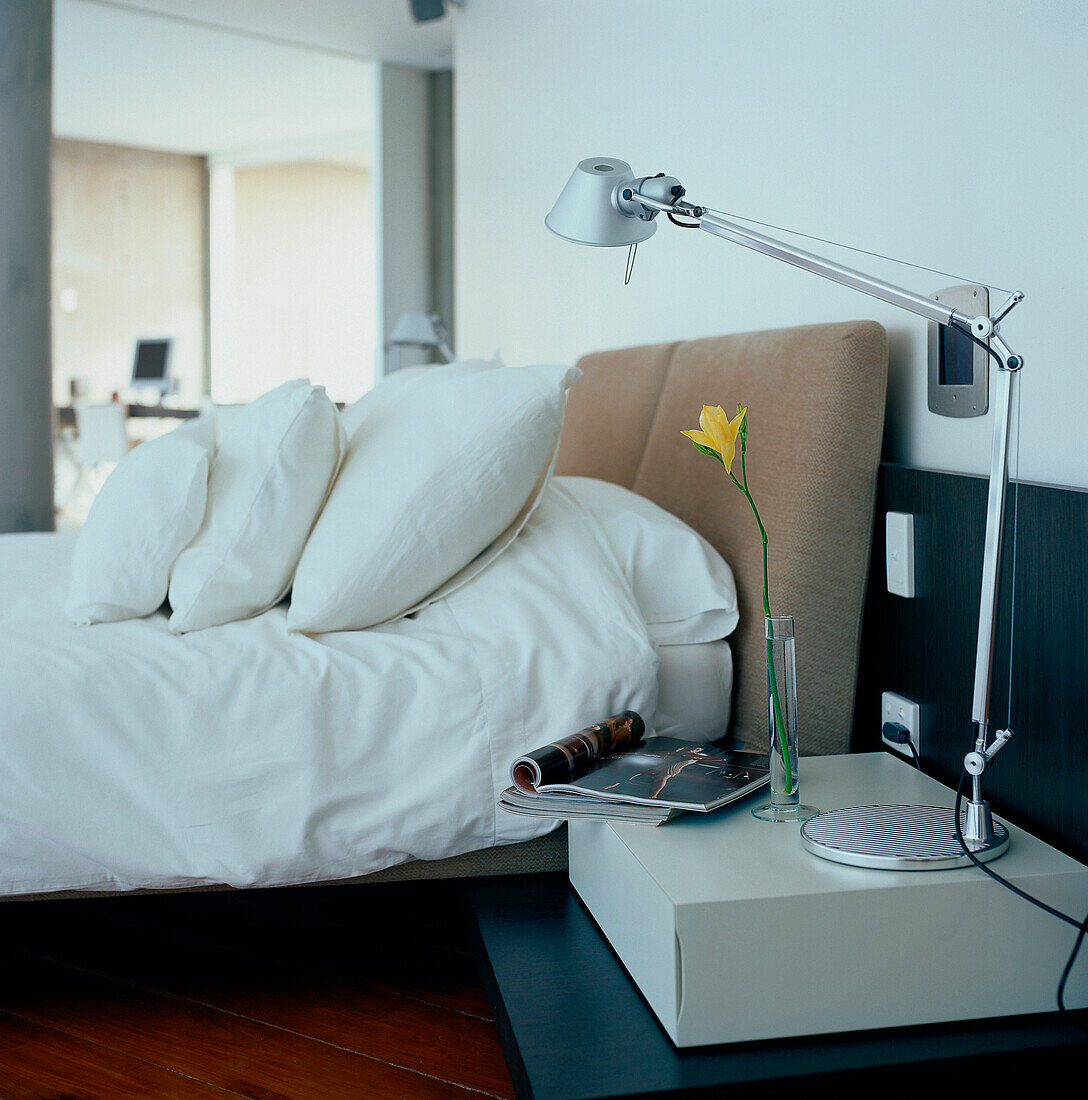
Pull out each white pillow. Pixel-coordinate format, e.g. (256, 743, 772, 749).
(66, 415, 216, 625)
(655, 640, 734, 740)
(289, 362, 580, 633)
(339, 358, 499, 441)
(168, 380, 344, 633)
(557, 476, 740, 644)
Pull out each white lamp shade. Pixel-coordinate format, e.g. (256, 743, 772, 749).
(390, 312, 444, 346)
(545, 157, 657, 247)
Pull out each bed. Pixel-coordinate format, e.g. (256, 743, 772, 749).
(0, 320, 887, 898)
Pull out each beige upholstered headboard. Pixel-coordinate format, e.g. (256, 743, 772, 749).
(555, 320, 888, 756)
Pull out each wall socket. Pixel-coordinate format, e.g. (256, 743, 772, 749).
(881, 691, 921, 761)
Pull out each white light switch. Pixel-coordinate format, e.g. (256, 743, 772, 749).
(885, 511, 915, 598)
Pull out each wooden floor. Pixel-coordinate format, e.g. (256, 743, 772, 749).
(0, 880, 515, 1099)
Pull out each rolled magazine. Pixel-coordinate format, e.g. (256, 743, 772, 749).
(501, 712, 769, 825)
(511, 711, 646, 793)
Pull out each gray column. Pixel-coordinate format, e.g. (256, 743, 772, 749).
(0, 1, 54, 532)
(428, 69, 454, 352)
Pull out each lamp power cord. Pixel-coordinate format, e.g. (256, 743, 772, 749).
(881, 722, 921, 770)
(953, 771, 1088, 1018)
(939, 325, 1085, 1015)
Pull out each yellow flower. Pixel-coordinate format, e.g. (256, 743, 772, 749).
(681, 404, 747, 474)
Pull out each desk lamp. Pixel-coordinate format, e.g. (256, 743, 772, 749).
(547, 157, 1024, 870)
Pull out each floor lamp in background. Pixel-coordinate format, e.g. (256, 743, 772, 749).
(385, 312, 455, 373)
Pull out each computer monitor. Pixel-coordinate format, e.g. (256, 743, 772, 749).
(130, 338, 173, 396)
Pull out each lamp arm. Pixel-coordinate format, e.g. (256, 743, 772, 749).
(633, 184, 1029, 846)
(630, 189, 1023, 337)
(696, 206, 1025, 762)
(971, 333, 1019, 745)
(696, 213, 975, 327)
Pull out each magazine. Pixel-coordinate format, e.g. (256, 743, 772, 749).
(499, 712, 769, 825)
(498, 785, 680, 825)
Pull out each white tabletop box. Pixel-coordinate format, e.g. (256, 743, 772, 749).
(568, 752, 1088, 1048)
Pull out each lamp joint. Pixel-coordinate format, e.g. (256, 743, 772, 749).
(964, 727, 1013, 777)
(991, 291, 1025, 325)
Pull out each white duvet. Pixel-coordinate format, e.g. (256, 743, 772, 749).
(0, 483, 658, 897)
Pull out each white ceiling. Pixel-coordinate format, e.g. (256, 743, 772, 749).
(53, 0, 456, 162)
(100, 0, 456, 66)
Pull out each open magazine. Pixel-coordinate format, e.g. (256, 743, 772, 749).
(499, 712, 769, 826)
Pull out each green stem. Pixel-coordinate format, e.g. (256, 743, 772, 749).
(765, 635, 793, 794)
(729, 461, 794, 795)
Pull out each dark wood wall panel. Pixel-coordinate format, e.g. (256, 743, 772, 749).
(853, 463, 1088, 864)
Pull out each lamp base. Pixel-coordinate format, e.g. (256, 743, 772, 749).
(800, 804, 1010, 871)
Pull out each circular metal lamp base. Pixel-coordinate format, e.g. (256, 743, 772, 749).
(800, 804, 1010, 871)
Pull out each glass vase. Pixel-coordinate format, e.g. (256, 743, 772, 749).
(752, 615, 818, 822)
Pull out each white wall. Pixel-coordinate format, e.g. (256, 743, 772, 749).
(52, 138, 206, 404)
(453, 0, 1088, 489)
(209, 160, 376, 405)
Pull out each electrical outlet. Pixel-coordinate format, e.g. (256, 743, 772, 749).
(881, 691, 921, 762)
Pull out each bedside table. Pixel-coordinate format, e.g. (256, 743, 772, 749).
(568, 752, 1088, 1047)
(465, 872, 1087, 1100)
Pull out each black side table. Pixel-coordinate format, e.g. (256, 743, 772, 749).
(464, 872, 1087, 1100)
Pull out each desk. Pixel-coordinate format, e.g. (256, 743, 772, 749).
(56, 404, 200, 429)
